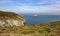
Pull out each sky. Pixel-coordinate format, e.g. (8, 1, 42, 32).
(0, 0, 60, 15)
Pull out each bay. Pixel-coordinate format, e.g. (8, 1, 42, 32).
(20, 14, 60, 25)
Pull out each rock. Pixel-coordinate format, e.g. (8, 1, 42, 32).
(0, 11, 25, 27)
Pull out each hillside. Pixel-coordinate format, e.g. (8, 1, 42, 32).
(0, 21, 60, 36)
(0, 11, 25, 27)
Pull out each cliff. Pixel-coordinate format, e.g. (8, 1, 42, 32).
(0, 11, 25, 27)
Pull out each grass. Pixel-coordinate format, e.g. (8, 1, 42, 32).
(0, 21, 60, 36)
(0, 11, 24, 20)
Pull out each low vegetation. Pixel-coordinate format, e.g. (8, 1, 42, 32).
(0, 21, 60, 36)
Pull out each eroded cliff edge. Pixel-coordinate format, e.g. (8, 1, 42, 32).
(0, 11, 25, 27)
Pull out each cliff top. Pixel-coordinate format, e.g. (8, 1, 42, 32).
(0, 11, 24, 20)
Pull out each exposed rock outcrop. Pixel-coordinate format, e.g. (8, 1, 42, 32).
(0, 11, 25, 27)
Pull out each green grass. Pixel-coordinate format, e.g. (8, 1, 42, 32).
(0, 21, 60, 36)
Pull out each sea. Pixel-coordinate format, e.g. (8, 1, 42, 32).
(19, 14, 60, 25)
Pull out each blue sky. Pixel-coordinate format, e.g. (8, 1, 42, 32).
(0, 0, 60, 15)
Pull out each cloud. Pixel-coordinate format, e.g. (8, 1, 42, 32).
(0, 0, 60, 15)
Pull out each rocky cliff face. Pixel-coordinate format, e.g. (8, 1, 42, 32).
(0, 11, 25, 27)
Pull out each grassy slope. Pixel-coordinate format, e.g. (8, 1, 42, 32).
(0, 11, 23, 20)
(0, 21, 60, 36)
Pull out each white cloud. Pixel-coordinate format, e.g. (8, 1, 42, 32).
(0, 0, 60, 15)
(15, 6, 55, 13)
(0, 5, 59, 15)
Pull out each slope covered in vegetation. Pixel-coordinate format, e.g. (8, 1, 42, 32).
(0, 21, 60, 36)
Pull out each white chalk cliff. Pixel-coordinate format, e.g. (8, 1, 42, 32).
(0, 11, 25, 27)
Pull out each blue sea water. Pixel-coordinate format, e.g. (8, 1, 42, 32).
(20, 14, 60, 25)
